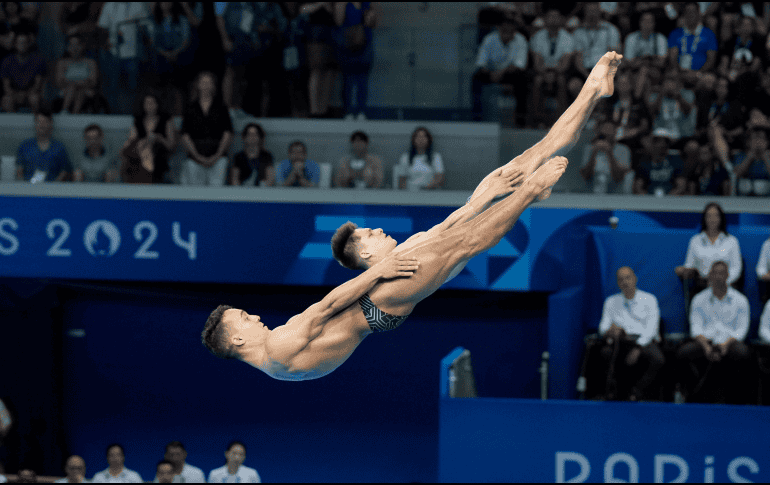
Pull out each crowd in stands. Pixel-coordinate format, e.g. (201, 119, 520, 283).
(582, 202, 770, 404)
(476, 2, 770, 195)
(0, 2, 768, 195)
(0, 440, 261, 483)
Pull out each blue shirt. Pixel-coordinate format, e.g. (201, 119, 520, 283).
(732, 152, 770, 180)
(16, 138, 72, 181)
(277, 159, 320, 187)
(668, 24, 717, 70)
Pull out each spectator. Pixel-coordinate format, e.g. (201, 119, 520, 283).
(570, 2, 620, 98)
(591, 266, 663, 401)
(396, 127, 444, 191)
(528, 7, 574, 127)
(276, 140, 320, 187)
(675, 202, 743, 308)
(717, 15, 762, 102)
(2, 2, 33, 34)
(162, 441, 205, 483)
(667, 2, 718, 84)
(579, 121, 632, 194)
(180, 71, 233, 186)
(155, 461, 174, 484)
(758, 236, 770, 306)
(147, 2, 193, 116)
(761, 298, 770, 343)
(301, 2, 337, 118)
(334, 2, 377, 121)
(54, 34, 99, 114)
(695, 75, 744, 138)
(121, 92, 175, 184)
(646, 70, 696, 147)
(215, 2, 256, 111)
(0, 397, 10, 475)
(15, 109, 72, 182)
(73, 124, 118, 183)
(16, 469, 36, 483)
(58, 2, 103, 55)
(97, 2, 149, 114)
(334, 130, 382, 188)
(732, 128, 770, 196)
(281, 4, 309, 118)
(633, 128, 686, 195)
(229, 123, 275, 187)
(686, 141, 732, 196)
(120, 136, 158, 184)
(54, 455, 87, 484)
(676, 260, 751, 404)
(0, 31, 44, 112)
(91, 444, 143, 483)
(609, 73, 650, 156)
(207, 441, 261, 483)
(624, 11, 668, 72)
(242, 2, 287, 117)
(471, 15, 528, 123)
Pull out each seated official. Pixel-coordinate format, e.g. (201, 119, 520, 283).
(676, 261, 751, 404)
(675, 202, 743, 310)
(589, 266, 663, 401)
(757, 235, 770, 305)
(334, 130, 383, 188)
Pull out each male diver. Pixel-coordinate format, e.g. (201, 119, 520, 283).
(202, 52, 623, 381)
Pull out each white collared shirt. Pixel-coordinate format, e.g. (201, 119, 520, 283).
(91, 468, 143, 483)
(208, 465, 261, 483)
(756, 238, 770, 278)
(598, 289, 660, 346)
(690, 287, 750, 344)
(760, 299, 770, 344)
(573, 20, 621, 68)
(530, 28, 574, 68)
(624, 31, 668, 60)
(475, 31, 528, 71)
(683, 231, 742, 284)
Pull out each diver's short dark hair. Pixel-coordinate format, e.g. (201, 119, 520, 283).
(202, 305, 237, 359)
(331, 221, 363, 270)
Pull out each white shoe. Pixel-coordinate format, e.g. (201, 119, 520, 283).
(344, 113, 355, 121)
(356, 112, 367, 121)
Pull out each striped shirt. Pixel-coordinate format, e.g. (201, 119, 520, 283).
(690, 287, 750, 345)
(683, 232, 742, 284)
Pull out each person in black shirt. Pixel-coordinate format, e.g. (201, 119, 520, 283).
(229, 122, 275, 186)
(686, 141, 731, 195)
(180, 71, 233, 186)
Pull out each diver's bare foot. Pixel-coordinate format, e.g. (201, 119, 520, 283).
(530, 156, 568, 200)
(587, 51, 623, 98)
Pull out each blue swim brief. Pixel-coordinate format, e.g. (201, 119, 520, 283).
(357, 293, 409, 332)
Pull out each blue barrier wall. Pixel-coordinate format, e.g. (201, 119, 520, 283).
(439, 397, 770, 483)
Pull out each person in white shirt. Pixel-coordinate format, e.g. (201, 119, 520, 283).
(529, 7, 574, 126)
(471, 15, 528, 122)
(760, 298, 770, 344)
(675, 202, 743, 312)
(208, 441, 261, 483)
(55, 455, 89, 483)
(396, 127, 444, 191)
(757, 236, 770, 305)
(97, 3, 149, 114)
(676, 261, 751, 404)
(592, 266, 663, 401)
(91, 444, 143, 483)
(570, 3, 621, 99)
(162, 441, 205, 483)
(623, 11, 668, 72)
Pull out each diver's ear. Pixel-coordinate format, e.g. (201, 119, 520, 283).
(231, 333, 246, 347)
(359, 248, 372, 261)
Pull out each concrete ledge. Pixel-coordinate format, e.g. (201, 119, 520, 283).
(1, 182, 768, 213)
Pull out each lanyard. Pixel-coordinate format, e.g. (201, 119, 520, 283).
(681, 25, 702, 55)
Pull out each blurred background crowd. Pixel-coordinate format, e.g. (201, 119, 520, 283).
(1, 1, 770, 195)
